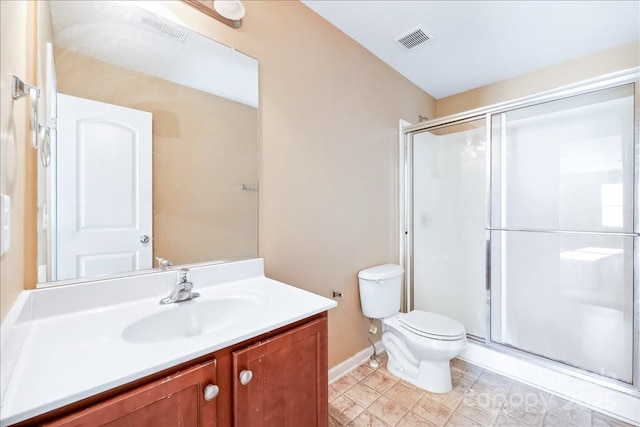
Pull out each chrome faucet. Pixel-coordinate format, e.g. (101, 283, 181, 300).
(159, 268, 200, 305)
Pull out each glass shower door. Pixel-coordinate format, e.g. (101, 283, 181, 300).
(489, 84, 636, 383)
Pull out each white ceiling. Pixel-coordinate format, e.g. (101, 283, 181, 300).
(301, 1, 640, 99)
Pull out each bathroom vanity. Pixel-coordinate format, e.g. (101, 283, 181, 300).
(2, 2, 337, 425)
(25, 315, 326, 426)
(0, 259, 336, 426)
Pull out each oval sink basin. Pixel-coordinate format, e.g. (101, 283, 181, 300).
(123, 295, 263, 344)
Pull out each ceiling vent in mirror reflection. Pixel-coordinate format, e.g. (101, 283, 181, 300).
(48, 0, 258, 107)
(140, 15, 189, 42)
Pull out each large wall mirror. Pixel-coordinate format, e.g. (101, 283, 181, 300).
(36, 1, 259, 287)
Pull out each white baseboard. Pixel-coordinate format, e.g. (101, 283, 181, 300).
(329, 341, 385, 384)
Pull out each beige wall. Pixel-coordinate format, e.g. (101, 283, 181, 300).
(54, 49, 258, 268)
(436, 40, 640, 118)
(134, 1, 437, 367)
(0, 1, 36, 321)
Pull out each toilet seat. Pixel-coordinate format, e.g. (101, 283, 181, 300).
(398, 310, 466, 341)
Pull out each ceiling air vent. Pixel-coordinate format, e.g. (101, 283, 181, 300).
(393, 25, 433, 50)
(140, 15, 189, 43)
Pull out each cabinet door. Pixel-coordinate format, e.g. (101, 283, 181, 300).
(232, 317, 328, 427)
(45, 359, 218, 427)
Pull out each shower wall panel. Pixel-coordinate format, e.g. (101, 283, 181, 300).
(412, 122, 487, 338)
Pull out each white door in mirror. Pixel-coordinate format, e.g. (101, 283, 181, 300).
(0, 194, 9, 256)
(56, 95, 153, 280)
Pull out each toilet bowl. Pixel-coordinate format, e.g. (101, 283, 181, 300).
(358, 264, 466, 393)
(381, 310, 466, 393)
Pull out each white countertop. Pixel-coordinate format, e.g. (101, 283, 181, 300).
(0, 259, 337, 426)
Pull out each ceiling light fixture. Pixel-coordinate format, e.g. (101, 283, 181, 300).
(214, 1, 245, 20)
(183, 0, 245, 29)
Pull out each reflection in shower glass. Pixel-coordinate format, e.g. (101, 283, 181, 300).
(412, 120, 487, 338)
(490, 84, 634, 233)
(490, 231, 633, 382)
(489, 84, 635, 383)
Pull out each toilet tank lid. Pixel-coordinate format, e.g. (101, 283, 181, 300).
(358, 264, 404, 280)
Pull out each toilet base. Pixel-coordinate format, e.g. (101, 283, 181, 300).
(386, 358, 453, 393)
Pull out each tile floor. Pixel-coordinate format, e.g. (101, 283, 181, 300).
(328, 353, 634, 427)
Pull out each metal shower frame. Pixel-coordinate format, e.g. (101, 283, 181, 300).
(401, 67, 640, 395)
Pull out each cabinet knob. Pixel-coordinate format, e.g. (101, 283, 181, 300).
(239, 369, 253, 385)
(204, 384, 219, 401)
(140, 235, 150, 244)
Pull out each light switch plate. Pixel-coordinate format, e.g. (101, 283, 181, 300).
(0, 194, 10, 256)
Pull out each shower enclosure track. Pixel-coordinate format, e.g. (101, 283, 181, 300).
(485, 227, 639, 237)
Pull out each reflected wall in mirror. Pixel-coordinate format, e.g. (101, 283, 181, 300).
(36, 1, 259, 286)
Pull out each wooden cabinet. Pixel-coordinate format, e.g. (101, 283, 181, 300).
(232, 317, 328, 427)
(19, 313, 328, 427)
(43, 360, 217, 427)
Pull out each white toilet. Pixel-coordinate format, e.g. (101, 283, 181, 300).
(358, 264, 466, 393)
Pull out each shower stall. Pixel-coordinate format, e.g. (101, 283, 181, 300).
(402, 70, 639, 394)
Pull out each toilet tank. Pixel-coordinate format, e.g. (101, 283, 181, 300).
(358, 264, 404, 319)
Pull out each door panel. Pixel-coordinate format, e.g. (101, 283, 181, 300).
(77, 121, 139, 229)
(232, 318, 328, 427)
(78, 252, 138, 278)
(44, 360, 217, 427)
(56, 94, 152, 281)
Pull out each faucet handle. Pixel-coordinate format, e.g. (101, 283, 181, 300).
(178, 269, 194, 293)
(178, 268, 190, 284)
(156, 256, 173, 269)
(159, 268, 198, 304)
